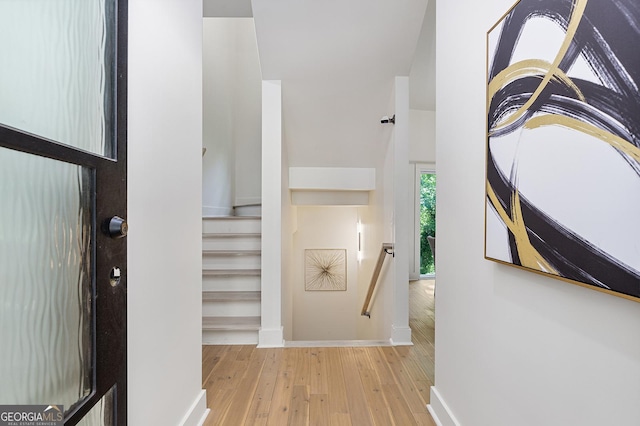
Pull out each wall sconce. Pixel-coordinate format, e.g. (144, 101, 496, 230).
(357, 221, 363, 262)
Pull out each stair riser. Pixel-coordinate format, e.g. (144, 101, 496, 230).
(234, 205, 262, 217)
(202, 236, 261, 251)
(203, 275, 261, 292)
(203, 255, 261, 269)
(203, 219, 261, 235)
(201, 216, 262, 346)
(202, 330, 259, 345)
(202, 300, 260, 317)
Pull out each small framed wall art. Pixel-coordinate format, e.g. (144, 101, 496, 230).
(305, 249, 347, 291)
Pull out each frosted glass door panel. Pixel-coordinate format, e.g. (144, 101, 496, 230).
(0, 0, 115, 157)
(77, 387, 115, 426)
(0, 148, 92, 412)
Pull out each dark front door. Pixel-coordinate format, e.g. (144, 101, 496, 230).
(0, 1, 127, 424)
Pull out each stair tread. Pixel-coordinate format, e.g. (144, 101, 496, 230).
(203, 233, 261, 238)
(202, 268, 261, 276)
(202, 316, 261, 330)
(202, 216, 261, 220)
(203, 249, 261, 255)
(203, 291, 261, 301)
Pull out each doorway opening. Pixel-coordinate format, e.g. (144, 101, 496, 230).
(420, 170, 436, 277)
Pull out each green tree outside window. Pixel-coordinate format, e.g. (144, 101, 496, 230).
(420, 173, 436, 275)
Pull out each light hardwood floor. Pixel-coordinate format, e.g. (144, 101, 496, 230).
(202, 279, 436, 425)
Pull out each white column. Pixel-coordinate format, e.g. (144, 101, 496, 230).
(259, 80, 284, 347)
(391, 76, 412, 345)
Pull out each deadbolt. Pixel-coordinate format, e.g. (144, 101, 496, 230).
(108, 216, 128, 239)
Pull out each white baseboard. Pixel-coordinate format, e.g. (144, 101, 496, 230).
(390, 325, 413, 346)
(427, 404, 444, 426)
(178, 389, 209, 426)
(284, 340, 391, 348)
(428, 387, 461, 426)
(258, 326, 284, 348)
(202, 206, 234, 217)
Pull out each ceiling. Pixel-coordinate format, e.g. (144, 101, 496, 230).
(204, 0, 435, 168)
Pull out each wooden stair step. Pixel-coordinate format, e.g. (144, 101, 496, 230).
(202, 269, 261, 276)
(202, 316, 260, 331)
(202, 291, 261, 302)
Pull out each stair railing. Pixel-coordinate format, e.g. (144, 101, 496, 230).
(361, 243, 394, 318)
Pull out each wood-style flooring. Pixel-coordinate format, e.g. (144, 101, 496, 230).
(202, 279, 436, 425)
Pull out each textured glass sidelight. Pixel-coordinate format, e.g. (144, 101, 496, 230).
(77, 386, 115, 426)
(0, 0, 116, 157)
(0, 148, 92, 411)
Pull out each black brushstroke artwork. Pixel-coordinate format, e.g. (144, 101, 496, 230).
(487, 0, 640, 298)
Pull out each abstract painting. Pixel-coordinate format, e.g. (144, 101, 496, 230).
(305, 249, 347, 291)
(486, 0, 640, 300)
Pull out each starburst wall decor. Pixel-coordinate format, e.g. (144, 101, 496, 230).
(304, 249, 347, 291)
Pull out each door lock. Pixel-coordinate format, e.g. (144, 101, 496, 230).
(107, 216, 128, 239)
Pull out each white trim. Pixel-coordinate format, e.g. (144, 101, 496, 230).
(291, 190, 370, 206)
(234, 197, 262, 207)
(413, 165, 421, 278)
(417, 162, 436, 173)
(202, 206, 234, 217)
(409, 163, 420, 278)
(258, 326, 285, 348)
(289, 167, 376, 191)
(427, 404, 444, 426)
(390, 325, 413, 346)
(284, 340, 391, 348)
(178, 390, 209, 426)
(427, 387, 461, 426)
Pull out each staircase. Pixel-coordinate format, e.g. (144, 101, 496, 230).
(202, 216, 261, 345)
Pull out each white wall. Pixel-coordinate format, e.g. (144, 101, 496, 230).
(292, 207, 360, 340)
(431, 1, 640, 425)
(233, 20, 262, 207)
(409, 109, 436, 163)
(128, 1, 206, 425)
(356, 136, 395, 341)
(202, 18, 234, 216)
(202, 18, 261, 216)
